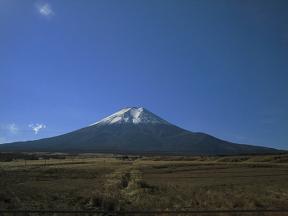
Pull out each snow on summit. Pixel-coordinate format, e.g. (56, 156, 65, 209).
(91, 107, 169, 126)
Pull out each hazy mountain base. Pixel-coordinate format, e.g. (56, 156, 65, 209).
(0, 154, 288, 215)
(1, 123, 281, 155)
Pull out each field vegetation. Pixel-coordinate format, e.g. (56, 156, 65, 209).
(0, 153, 288, 215)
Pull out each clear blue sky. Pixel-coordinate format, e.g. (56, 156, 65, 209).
(0, 0, 287, 149)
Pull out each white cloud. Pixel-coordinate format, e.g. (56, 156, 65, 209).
(29, 123, 47, 134)
(36, 2, 54, 18)
(0, 137, 8, 144)
(7, 123, 18, 134)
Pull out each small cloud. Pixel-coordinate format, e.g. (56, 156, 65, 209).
(36, 2, 54, 18)
(29, 123, 47, 134)
(7, 123, 18, 134)
(0, 137, 8, 144)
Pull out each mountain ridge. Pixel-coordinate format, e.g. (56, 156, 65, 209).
(0, 107, 281, 155)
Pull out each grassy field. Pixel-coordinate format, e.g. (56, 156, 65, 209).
(0, 153, 288, 215)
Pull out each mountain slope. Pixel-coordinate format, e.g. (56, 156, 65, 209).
(0, 107, 280, 154)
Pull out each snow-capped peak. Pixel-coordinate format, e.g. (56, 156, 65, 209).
(90, 107, 169, 126)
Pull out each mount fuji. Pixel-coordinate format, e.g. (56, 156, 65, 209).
(0, 107, 280, 154)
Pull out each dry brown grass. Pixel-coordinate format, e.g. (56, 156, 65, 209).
(0, 153, 287, 215)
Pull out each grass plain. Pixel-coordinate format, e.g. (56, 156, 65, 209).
(0, 153, 288, 215)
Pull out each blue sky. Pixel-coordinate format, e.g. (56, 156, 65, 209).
(0, 0, 287, 149)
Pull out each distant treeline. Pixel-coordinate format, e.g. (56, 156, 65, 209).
(0, 153, 66, 162)
(115, 155, 142, 161)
